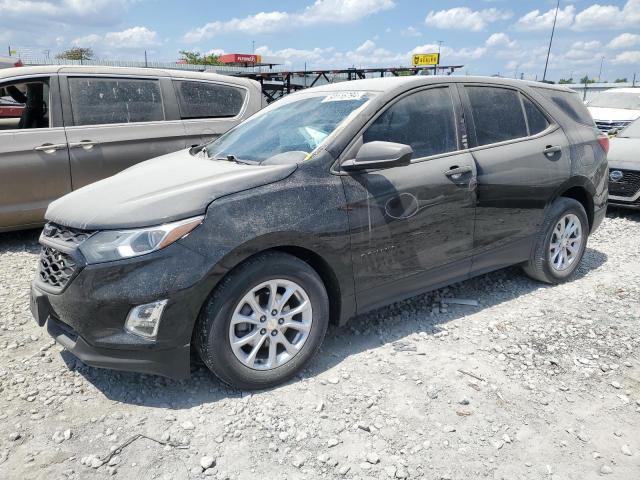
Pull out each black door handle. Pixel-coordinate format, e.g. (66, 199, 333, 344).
(543, 145, 561, 155)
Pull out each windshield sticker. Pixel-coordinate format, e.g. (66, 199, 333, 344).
(322, 91, 367, 103)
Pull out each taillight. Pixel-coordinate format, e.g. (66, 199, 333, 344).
(597, 135, 609, 154)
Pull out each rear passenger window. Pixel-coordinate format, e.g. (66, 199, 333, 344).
(534, 88, 595, 126)
(363, 87, 458, 159)
(174, 81, 246, 119)
(68, 77, 164, 126)
(466, 86, 528, 146)
(522, 96, 549, 135)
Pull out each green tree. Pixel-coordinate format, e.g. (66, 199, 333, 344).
(56, 47, 94, 62)
(178, 50, 222, 66)
(558, 78, 574, 84)
(579, 76, 596, 84)
(614, 78, 628, 83)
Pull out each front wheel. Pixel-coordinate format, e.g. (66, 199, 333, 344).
(194, 252, 329, 390)
(523, 197, 589, 284)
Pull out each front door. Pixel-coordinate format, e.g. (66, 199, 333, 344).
(61, 75, 187, 189)
(340, 85, 477, 312)
(0, 75, 71, 229)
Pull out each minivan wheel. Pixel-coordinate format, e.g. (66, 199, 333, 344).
(523, 197, 589, 284)
(194, 251, 329, 390)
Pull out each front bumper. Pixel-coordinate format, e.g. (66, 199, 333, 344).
(30, 239, 218, 380)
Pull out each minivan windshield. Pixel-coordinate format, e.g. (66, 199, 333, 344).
(206, 91, 375, 163)
(588, 91, 640, 110)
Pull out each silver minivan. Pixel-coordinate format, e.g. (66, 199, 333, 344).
(0, 65, 262, 232)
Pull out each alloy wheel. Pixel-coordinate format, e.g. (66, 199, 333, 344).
(548, 213, 583, 272)
(228, 279, 313, 370)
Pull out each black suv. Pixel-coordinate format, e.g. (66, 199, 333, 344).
(30, 77, 608, 390)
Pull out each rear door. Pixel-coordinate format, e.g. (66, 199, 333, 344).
(0, 74, 71, 229)
(340, 85, 477, 311)
(172, 79, 250, 146)
(61, 74, 187, 189)
(458, 83, 571, 269)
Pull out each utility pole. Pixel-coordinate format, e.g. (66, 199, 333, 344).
(543, 0, 560, 82)
(598, 56, 604, 83)
(436, 40, 443, 75)
(144, 50, 148, 68)
(252, 40, 255, 54)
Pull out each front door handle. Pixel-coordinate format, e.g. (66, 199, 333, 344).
(543, 145, 562, 156)
(444, 165, 473, 181)
(69, 140, 99, 150)
(34, 143, 67, 153)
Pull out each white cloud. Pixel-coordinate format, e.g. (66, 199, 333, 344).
(608, 33, 640, 49)
(515, 5, 576, 31)
(184, 0, 395, 42)
(485, 33, 517, 49)
(0, 0, 131, 26)
(72, 27, 160, 49)
(425, 7, 512, 32)
(206, 48, 225, 56)
(401, 26, 422, 38)
(573, 0, 640, 30)
(611, 50, 640, 64)
(515, 1, 640, 32)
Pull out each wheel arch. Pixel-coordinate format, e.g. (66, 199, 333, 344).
(551, 176, 596, 231)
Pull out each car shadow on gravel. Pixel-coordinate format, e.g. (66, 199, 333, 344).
(0, 229, 41, 254)
(607, 207, 640, 222)
(65, 245, 607, 409)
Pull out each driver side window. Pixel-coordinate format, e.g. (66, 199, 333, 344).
(363, 87, 459, 159)
(0, 78, 50, 131)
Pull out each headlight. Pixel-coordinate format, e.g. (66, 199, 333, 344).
(79, 216, 204, 264)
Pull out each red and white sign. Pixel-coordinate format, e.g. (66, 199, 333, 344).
(218, 53, 262, 64)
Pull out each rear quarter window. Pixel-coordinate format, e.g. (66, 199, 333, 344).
(534, 88, 595, 127)
(174, 80, 246, 119)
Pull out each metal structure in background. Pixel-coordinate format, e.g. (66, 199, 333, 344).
(240, 64, 464, 103)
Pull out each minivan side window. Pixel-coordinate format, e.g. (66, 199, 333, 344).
(174, 81, 246, 119)
(534, 88, 595, 126)
(68, 77, 164, 126)
(363, 87, 458, 159)
(466, 86, 528, 146)
(0, 79, 50, 131)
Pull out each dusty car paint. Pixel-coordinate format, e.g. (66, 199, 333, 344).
(30, 76, 608, 380)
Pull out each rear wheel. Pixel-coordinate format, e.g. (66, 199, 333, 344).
(523, 197, 589, 284)
(194, 252, 329, 390)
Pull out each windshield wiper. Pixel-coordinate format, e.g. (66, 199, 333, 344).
(211, 154, 252, 165)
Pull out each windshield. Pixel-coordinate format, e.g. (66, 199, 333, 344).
(619, 118, 640, 138)
(206, 91, 375, 162)
(588, 91, 640, 110)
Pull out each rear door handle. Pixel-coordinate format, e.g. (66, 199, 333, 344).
(543, 145, 562, 156)
(69, 140, 99, 150)
(34, 143, 67, 153)
(444, 165, 473, 180)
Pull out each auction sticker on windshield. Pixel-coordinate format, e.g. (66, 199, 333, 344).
(321, 91, 367, 102)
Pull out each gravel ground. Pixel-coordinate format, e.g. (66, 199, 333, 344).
(1, 210, 639, 480)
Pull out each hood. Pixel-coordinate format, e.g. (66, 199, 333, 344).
(46, 149, 297, 230)
(607, 137, 640, 170)
(587, 106, 640, 122)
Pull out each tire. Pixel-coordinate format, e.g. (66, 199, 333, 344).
(194, 251, 329, 390)
(523, 197, 589, 284)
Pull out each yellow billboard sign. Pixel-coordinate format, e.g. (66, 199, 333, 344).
(412, 53, 440, 66)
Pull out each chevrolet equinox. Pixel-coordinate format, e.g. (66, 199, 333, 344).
(30, 77, 608, 390)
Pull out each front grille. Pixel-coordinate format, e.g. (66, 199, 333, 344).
(42, 223, 94, 246)
(38, 246, 78, 289)
(595, 120, 631, 133)
(609, 169, 640, 198)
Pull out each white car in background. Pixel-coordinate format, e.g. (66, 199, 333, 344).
(587, 87, 640, 134)
(0, 55, 23, 69)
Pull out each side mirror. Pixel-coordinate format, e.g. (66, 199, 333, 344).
(341, 141, 413, 171)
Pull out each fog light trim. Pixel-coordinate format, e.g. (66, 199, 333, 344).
(125, 300, 167, 340)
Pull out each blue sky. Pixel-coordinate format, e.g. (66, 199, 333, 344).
(2, 0, 639, 81)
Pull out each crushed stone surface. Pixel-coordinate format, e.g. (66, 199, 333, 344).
(0, 210, 639, 479)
